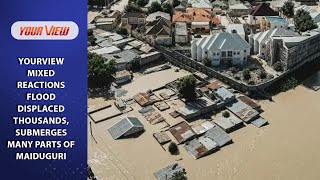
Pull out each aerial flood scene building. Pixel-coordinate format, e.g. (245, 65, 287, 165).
(87, 0, 320, 179)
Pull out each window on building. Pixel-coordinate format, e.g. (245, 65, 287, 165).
(217, 52, 220, 55)
(262, 53, 264, 55)
(244, 50, 246, 53)
(205, 51, 208, 54)
(237, 51, 240, 55)
(262, 45, 265, 48)
(213, 52, 216, 55)
(221, 51, 226, 57)
(228, 51, 232, 57)
(233, 52, 236, 55)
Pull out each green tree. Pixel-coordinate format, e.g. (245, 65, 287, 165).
(294, 9, 318, 33)
(273, 61, 283, 71)
(259, 70, 267, 79)
(202, 58, 211, 67)
(243, 69, 251, 81)
(125, 3, 143, 12)
(162, 2, 173, 14)
(171, 170, 187, 180)
(281, 1, 294, 18)
(222, 111, 230, 118)
(116, 27, 128, 35)
(149, 1, 162, 13)
(168, 142, 179, 155)
(209, 92, 216, 100)
(177, 75, 197, 101)
(88, 52, 117, 89)
(173, 0, 180, 7)
(137, 0, 149, 7)
(88, 29, 97, 46)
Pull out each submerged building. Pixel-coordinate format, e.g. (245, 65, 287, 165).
(191, 32, 251, 66)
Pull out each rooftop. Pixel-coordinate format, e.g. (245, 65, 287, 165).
(196, 32, 251, 51)
(175, 22, 188, 36)
(90, 46, 121, 55)
(250, 3, 278, 16)
(204, 125, 232, 147)
(169, 121, 196, 144)
(184, 136, 219, 159)
(215, 87, 235, 102)
(146, 11, 171, 22)
(108, 116, 144, 140)
(226, 24, 245, 36)
(226, 99, 259, 123)
(229, 3, 249, 10)
(154, 163, 184, 180)
(121, 12, 145, 18)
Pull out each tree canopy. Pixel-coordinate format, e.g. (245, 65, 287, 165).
(280, 1, 294, 18)
(171, 170, 188, 180)
(116, 27, 128, 35)
(88, 29, 97, 46)
(294, 9, 318, 33)
(88, 52, 117, 89)
(162, 2, 173, 14)
(149, 2, 162, 13)
(88, 0, 105, 7)
(137, 0, 149, 7)
(177, 75, 197, 101)
(125, 3, 143, 13)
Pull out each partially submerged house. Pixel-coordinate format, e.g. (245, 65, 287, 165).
(108, 116, 144, 140)
(204, 125, 232, 147)
(226, 99, 259, 123)
(213, 113, 243, 132)
(184, 136, 219, 159)
(154, 163, 184, 180)
(215, 87, 235, 104)
(113, 70, 132, 84)
(169, 121, 196, 144)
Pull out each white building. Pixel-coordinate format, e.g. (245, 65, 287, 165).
(191, 32, 251, 66)
(249, 28, 299, 59)
(226, 24, 245, 40)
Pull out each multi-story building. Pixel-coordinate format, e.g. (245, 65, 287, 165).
(266, 29, 320, 70)
(249, 28, 298, 59)
(191, 32, 251, 66)
(250, 27, 320, 71)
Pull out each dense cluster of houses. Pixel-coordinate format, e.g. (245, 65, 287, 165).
(89, 0, 320, 74)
